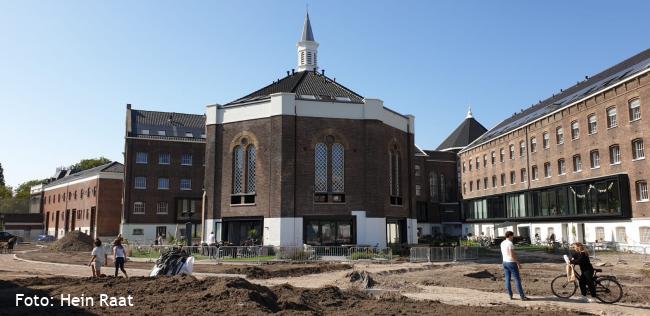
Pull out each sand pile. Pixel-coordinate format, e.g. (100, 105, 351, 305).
(0, 276, 583, 315)
(50, 231, 94, 252)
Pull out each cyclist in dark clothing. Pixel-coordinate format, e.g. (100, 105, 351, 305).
(570, 242, 596, 302)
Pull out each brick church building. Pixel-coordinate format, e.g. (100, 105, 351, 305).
(204, 13, 416, 247)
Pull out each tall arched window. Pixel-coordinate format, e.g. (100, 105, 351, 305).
(232, 138, 256, 204)
(314, 136, 345, 203)
(429, 172, 438, 202)
(389, 145, 402, 205)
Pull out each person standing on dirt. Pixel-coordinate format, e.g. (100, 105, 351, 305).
(88, 239, 108, 277)
(112, 239, 128, 278)
(501, 231, 529, 301)
(570, 243, 596, 302)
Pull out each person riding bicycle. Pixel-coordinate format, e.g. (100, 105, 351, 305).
(570, 242, 596, 302)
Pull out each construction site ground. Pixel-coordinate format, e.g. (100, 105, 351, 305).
(1, 243, 649, 315)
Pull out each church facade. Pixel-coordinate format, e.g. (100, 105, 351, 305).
(203, 14, 417, 247)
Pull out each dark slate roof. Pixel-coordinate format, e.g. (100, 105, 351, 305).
(130, 109, 206, 140)
(44, 162, 123, 188)
(436, 117, 488, 151)
(464, 48, 650, 152)
(226, 70, 364, 105)
(301, 13, 315, 42)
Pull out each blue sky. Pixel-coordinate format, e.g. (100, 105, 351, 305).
(1, 0, 648, 188)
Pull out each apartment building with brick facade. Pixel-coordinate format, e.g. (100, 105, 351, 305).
(41, 162, 123, 239)
(204, 14, 416, 247)
(459, 49, 650, 246)
(121, 106, 206, 242)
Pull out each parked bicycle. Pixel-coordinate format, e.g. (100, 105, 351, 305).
(551, 264, 623, 304)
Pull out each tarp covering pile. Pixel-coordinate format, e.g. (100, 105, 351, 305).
(150, 247, 194, 276)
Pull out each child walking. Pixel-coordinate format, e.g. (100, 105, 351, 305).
(88, 239, 108, 277)
(112, 238, 129, 278)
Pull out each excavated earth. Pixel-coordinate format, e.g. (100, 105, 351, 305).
(0, 275, 588, 315)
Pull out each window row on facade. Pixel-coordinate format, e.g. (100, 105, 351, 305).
(465, 175, 631, 221)
(134, 177, 192, 191)
(45, 186, 97, 205)
(464, 139, 646, 199)
(135, 152, 195, 166)
(227, 136, 405, 206)
(131, 199, 201, 219)
(463, 98, 642, 173)
(139, 129, 206, 139)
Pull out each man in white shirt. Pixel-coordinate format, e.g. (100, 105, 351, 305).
(207, 231, 216, 258)
(501, 231, 529, 300)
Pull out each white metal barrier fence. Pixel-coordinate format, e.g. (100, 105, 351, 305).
(125, 245, 393, 264)
(410, 246, 480, 263)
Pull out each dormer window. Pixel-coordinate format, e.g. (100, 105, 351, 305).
(158, 130, 166, 136)
(141, 129, 149, 135)
(185, 132, 193, 137)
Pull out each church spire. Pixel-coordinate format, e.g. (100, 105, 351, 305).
(297, 12, 319, 72)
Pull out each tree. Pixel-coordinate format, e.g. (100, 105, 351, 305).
(69, 157, 111, 172)
(14, 180, 44, 200)
(0, 185, 11, 199)
(0, 162, 5, 186)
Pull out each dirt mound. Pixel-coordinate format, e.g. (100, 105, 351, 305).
(223, 263, 351, 279)
(50, 231, 94, 252)
(0, 276, 583, 315)
(464, 270, 497, 280)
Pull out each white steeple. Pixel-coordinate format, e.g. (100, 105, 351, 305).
(466, 105, 473, 119)
(297, 12, 319, 72)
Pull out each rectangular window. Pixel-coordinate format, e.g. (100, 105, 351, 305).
(509, 145, 515, 160)
(501, 174, 506, 187)
(588, 115, 597, 134)
(610, 145, 621, 165)
(543, 133, 550, 149)
(491, 152, 496, 164)
(571, 122, 579, 140)
(184, 132, 193, 137)
(615, 227, 626, 243)
(415, 184, 421, 196)
(558, 159, 566, 175)
(158, 130, 166, 136)
(180, 179, 192, 190)
(573, 155, 582, 172)
(483, 177, 488, 189)
(590, 150, 600, 168)
(607, 107, 617, 128)
(159, 153, 171, 165)
(510, 171, 515, 185)
(415, 165, 421, 177)
(157, 202, 168, 214)
(629, 99, 641, 121)
(544, 162, 551, 178)
(519, 142, 525, 157)
(181, 154, 193, 166)
(133, 229, 144, 235)
(640, 227, 650, 244)
(500, 149, 505, 162)
(492, 176, 497, 188)
(532, 165, 538, 180)
(158, 178, 169, 190)
(135, 177, 146, 189)
(141, 129, 149, 135)
(136, 152, 148, 164)
(133, 202, 145, 214)
(633, 139, 645, 160)
(637, 181, 649, 201)
(556, 127, 564, 144)
(530, 138, 537, 153)
(595, 227, 605, 242)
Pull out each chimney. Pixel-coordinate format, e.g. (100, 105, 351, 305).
(292, 69, 295, 75)
(321, 69, 325, 76)
(286, 70, 290, 76)
(168, 114, 173, 123)
(126, 103, 131, 109)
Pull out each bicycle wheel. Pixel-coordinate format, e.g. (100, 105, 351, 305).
(595, 276, 623, 304)
(551, 275, 577, 298)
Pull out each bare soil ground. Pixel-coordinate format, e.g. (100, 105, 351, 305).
(0, 275, 584, 315)
(16, 249, 352, 279)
